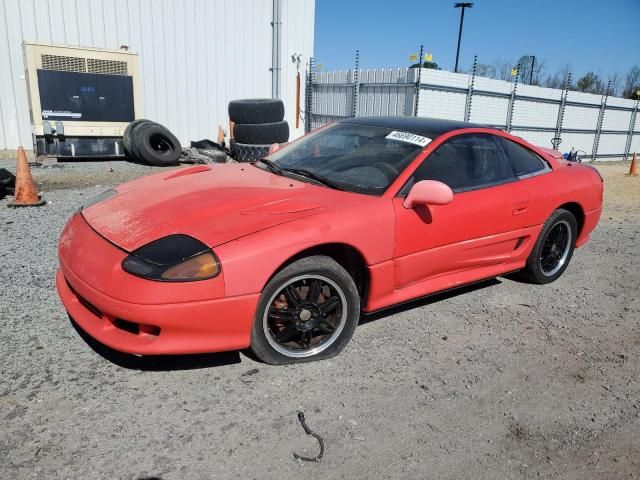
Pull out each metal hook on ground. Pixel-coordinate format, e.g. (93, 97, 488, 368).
(293, 411, 325, 462)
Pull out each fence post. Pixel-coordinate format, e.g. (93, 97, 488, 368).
(624, 99, 639, 161)
(552, 72, 571, 150)
(414, 44, 424, 117)
(352, 50, 360, 118)
(305, 57, 314, 133)
(506, 63, 521, 132)
(591, 81, 612, 162)
(464, 55, 477, 122)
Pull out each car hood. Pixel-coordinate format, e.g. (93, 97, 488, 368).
(82, 163, 359, 252)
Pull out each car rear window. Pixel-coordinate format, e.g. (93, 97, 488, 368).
(498, 137, 549, 177)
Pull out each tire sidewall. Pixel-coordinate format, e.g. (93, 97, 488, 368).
(233, 121, 289, 145)
(228, 99, 285, 124)
(526, 209, 578, 284)
(131, 123, 181, 166)
(250, 256, 361, 365)
(123, 119, 153, 157)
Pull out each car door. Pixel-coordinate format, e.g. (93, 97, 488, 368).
(392, 133, 530, 289)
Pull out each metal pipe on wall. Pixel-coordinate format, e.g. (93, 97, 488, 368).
(271, 0, 282, 99)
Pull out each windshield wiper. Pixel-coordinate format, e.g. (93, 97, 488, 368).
(280, 168, 344, 190)
(255, 158, 282, 175)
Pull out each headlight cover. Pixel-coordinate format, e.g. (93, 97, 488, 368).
(121, 234, 220, 282)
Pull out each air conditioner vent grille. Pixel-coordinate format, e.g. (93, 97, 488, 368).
(86, 58, 128, 75)
(41, 54, 86, 72)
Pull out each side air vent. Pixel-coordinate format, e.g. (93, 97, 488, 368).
(514, 237, 525, 250)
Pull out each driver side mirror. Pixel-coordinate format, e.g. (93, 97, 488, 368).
(403, 180, 453, 209)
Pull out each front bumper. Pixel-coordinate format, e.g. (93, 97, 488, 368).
(57, 214, 260, 355)
(57, 270, 259, 355)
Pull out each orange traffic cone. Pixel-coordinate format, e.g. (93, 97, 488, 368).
(627, 152, 638, 177)
(8, 147, 46, 207)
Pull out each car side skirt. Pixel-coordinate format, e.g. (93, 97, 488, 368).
(364, 225, 543, 312)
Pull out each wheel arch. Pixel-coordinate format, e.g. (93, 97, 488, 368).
(556, 202, 585, 237)
(265, 243, 370, 302)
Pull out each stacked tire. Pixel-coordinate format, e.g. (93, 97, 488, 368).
(228, 99, 289, 162)
(123, 120, 182, 166)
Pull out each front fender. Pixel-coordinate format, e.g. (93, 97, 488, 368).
(215, 199, 396, 297)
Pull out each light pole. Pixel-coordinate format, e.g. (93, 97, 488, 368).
(453, 2, 473, 73)
(529, 55, 536, 85)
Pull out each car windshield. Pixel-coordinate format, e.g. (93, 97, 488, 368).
(263, 123, 426, 195)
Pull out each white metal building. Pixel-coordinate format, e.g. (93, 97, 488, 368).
(0, 0, 315, 151)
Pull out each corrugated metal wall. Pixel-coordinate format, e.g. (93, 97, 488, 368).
(0, 0, 315, 150)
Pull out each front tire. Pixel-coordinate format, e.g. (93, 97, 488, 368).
(521, 208, 577, 284)
(250, 256, 360, 365)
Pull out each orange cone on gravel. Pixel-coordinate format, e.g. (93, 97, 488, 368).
(627, 152, 638, 177)
(8, 147, 46, 207)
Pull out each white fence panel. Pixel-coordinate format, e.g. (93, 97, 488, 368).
(308, 66, 639, 160)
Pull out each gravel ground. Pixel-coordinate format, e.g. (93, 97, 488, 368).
(1, 159, 639, 479)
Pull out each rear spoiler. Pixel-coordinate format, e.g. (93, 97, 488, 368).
(537, 147, 563, 160)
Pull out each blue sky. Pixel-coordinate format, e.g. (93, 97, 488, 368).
(314, 0, 639, 79)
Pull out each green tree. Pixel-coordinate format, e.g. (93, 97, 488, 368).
(575, 72, 605, 94)
(622, 66, 640, 99)
(409, 61, 440, 70)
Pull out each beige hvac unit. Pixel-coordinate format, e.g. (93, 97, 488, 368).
(23, 42, 141, 158)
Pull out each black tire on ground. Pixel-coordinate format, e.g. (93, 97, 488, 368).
(130, 123, 182, 166)
(520, 208, 578, 284)
(230, 141, 272, 162)
(123, 119, 154, 157)
(228, 99, 285, 124)
(250, 255, 361, 365)
(233, 121, 289, 145)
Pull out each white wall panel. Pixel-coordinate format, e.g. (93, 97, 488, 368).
(597, 133, 626, 156)
(468, 95, 508, 126)
(0, 0, 314, 150)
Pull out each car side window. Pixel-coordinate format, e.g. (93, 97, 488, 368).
(405, 134, 517, 194)
(498, 137, 549, 177)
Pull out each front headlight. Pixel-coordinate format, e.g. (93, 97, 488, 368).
(122, 234, 220, 282)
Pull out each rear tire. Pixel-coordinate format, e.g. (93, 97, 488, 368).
(520, 208, 577, 284)
(250, 256, 360, 365)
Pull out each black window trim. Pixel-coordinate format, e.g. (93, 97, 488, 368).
(396, 132, 521, 197)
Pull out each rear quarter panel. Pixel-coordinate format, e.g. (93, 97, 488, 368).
(519, 162, 602, 236)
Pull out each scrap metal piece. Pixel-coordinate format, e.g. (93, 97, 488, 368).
(293, 411, 325, 462)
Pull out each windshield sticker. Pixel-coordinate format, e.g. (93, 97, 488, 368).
(385, 131, 432, 147)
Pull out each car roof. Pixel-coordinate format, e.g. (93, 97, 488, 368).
(339, 116, 496, 139)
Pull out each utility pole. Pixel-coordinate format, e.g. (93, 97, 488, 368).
(454, 2, 473, 73)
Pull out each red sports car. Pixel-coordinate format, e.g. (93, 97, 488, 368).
(57, 117, 603, 364)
